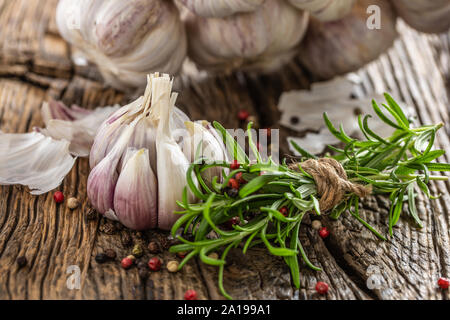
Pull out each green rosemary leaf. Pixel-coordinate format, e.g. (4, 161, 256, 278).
(416, 176, 431, 198)
(247, 122, 262, 163)
(288, 221, 301, 288)
(239, 175, 277, 198)
(323, 112, 353, 143)
(362, 115, 391, 145)
(213, 121, 249, 164)
(413, 150, 445, 164)
(407, 184, 423, 228)
(372, 99, 403, 130)
(329, 201, 348, 220)
(290, 140, 317, 160)
(186, 164, 208, 200)
(384, 93, 410, 128)
(260, 224, 297, 257)
(311, 195, 321, 216)
(414, 128, 435, 154)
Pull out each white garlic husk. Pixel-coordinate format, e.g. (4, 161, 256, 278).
(87, 73, 199, 231)
(56, 0, 187, 90)
(177, 0, 264, 17)
(288, 0, 356, 22)
(298, 0, 398, 79)
(391, 0, 450, 34)
(185, 0, 309, 73)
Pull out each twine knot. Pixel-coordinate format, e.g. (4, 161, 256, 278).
(291, 158, 371, 212)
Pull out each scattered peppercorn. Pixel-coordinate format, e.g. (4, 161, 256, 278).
(167, 260, 179, 273)
(121, 256, 134, 269)
(148, 257, 162, 271)
(137, 261, 147, 270)
(319, 227, 330, 239)
(95, 253, 108, 264)
(105, 249, 116, 260)
(138, 268, 149, 279)
(237, 110, 250, 122)
(279, 206, 288, 217)
(53, 191, 64, 204)
(184, 289, 198, 300)
(225, 187, 239, 198)
(208, 252, 219, 260)
(438, 277, 449, 290)
(148, 241, 160, 254)
(230, 160, 240, 170)
(67, 197, 79, 210)
(99, 219, 116, 235)
(226, 217, 240, 229)
(235, 172, 246, 184)
(311, 220, 322, 230)
(132, 244, 144, 258)
(177, 251, 187, 259)
(120, 231, 133, 247)
(315, 282, 329, 295)
(228, 178, 239, 190)
(86, 208, 98, 221)
(17, 256, 27, 268)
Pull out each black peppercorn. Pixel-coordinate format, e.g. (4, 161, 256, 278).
(138, 268, 149, 279)
(121, 231, 133, 247)
(17, 256, 27, 268)
(148, 241, 160, 254)
(105, 249, 116, 260)
(226, 188, 239, 198)
(137, 261, 147, 269)
(95, 253, 108, 264)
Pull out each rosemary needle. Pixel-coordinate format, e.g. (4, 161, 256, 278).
(170, 93, 450, 299)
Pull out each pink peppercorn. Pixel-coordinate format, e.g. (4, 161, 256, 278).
(121, 257, 133, 269)
(228, 178, 240, 190)
(230, 160, 240, 170)
(236, 172, 246, 184)
(148, 257, 162, 271)
(53, 191, 64, 204)
(279, 207, 289, 217)
(438, 277, 449, 289)
(184, 289, 198, 300)
(319, 227, 330, 239)
(237, 110, 250, 121)
(315, 282, 329, 295)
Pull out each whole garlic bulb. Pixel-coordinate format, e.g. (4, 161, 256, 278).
(391, 0, 450, 34)
(185, 0, 309, 73)
(298, 0, 398, 79)
(56, 0, 187, 90)
(288, 0, 356, 22)
(87, 74, 196, 230)
(178, 0, 265, 17)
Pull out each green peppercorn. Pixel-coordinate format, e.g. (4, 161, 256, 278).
(132, 244, 144, 258)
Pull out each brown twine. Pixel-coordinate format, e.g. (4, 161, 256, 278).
(289, 158, 372, 212)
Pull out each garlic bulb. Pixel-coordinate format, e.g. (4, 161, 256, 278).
(56, 0, 187, 89)
(288, 0, 356, 22)
(185, 0, 309, 73)
(87, 73, 198, 230)
(391, 0, 450, 34)
(178, 0, 264, 17)
(298, 0, 398, 79)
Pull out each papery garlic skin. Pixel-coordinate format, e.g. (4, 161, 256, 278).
(185, 0, 309, 73)
(288, 0, 356, 22)
(0, 132, 76, 195)
(178, 0, 264, 17)
(56, 0, 187, 89)
(391, 0, 450, 34)
(298, 0, 398, 79)
(114, 148, 158, 230)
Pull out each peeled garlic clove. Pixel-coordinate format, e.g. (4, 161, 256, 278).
(391, 0, 450, 34)
(56, 0, 187, 89)
(288, 0, 356, 22)
(178, 0, 264, 17)
(298, 0, 397, 80)
(114, 148, 158, 230)
(0, 131, 76, 195)
(152, 75, 197, 230)
(185, 0, 309, 73)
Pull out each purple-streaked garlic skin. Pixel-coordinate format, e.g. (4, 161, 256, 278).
(113, 149, 158, 230)
(391, 0, 450, 34)
(178, 0, 264, 18)
(185, 0, 309, 73)
(298, 0, 398, 80)
(288, 0, 356, 22)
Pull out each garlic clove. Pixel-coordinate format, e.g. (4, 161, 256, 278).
(288, 0, 356, 22)
(114, 148, 158, 230)
(298, 0, 398, 79)
(391, 0, 450, 34)
(0, 131, 76, 195)
(178, 0, 265, 17)
(185, 0, 309, 73)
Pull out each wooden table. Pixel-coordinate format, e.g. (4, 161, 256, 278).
(0, 0, 449, 300)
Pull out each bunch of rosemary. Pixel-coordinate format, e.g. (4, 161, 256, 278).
(170, 94, 450, 299)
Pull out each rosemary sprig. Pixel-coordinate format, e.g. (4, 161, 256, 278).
(170, 93, 449, 299)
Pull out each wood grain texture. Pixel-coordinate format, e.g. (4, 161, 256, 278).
(0, 1, 449, 300)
